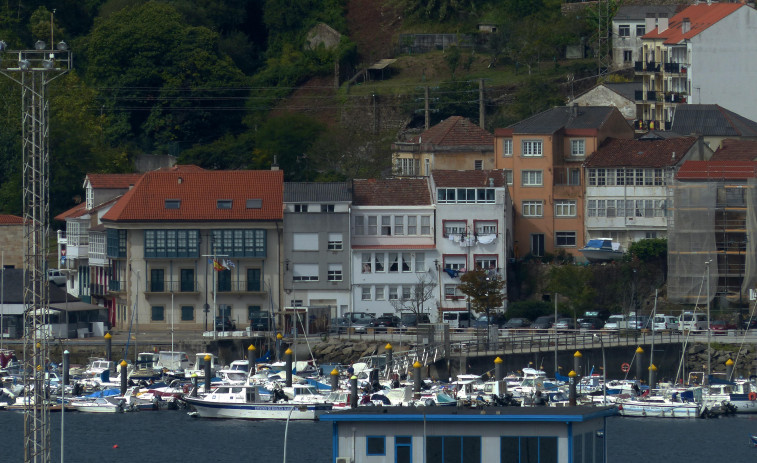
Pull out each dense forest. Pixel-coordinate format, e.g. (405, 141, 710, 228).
(0, 0, 605, 218)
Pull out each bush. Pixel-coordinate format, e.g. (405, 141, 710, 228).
(506, 300, 552, 320)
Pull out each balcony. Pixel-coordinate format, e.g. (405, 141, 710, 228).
(664, 92, 687, 104)
(635, 61, 660, 73)
(108, 279, 126, 293)
(634, 120, 664, 131)
(646, 91, 660, 102)
(145, 279, 200, 294)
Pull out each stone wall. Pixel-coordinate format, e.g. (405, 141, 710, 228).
(0, 224, 24, 269)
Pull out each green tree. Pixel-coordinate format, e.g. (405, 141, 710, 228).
(546, 265, 596, 320)
(459, 269, 506, 318)
(627, 238, 667, 262)
(251, 113, 325, 181)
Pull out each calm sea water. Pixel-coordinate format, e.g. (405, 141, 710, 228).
(1, 410, 756, 462)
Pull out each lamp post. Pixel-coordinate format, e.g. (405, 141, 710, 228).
(594, 333, 606, 405)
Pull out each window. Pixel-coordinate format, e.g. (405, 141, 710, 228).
(531, 234, 545, 257)
(180, 269, 194, 292)
(624, 50, 632, 62)
(396, 158, 419, 176)
(522, 201, 543, 217)
(321, 204, 334, 213)
(361, 287, 371, 300)
(407, 216, 417, 235)
(396, 436, 412, 463)
(328, 264, 343, 282)
(619, 24, 630, 37)
(292, 264, 318, 281)
(475, 255, 497, 269)
(505, 170, 513, 185)
(438, 188, 495, 204)
(150, 268, 164, 292)
(421, 216, 431, 235)
(636, 24, 646, 36)
(402, 286, 411, 300)
(394, 216, 404, 235)
(556, 231, 577, 247)
(151, 306, 165, 321)
(293, 233, 319, 251)
(375, 253, 385, 272)
(554, 200, 576, 217)
(388, 286, 399, 300)
(401, 253, 411, 272)
(444, 220, 467, 237)
(427, 436, 480, 463)
(86, 187, 93, 210)
(502, 138, 513, 156)
(475, 220, 497, 234)
(522, 170, 543, 186)
(366, 436, 385, 456)
(474, 160, 483, 170)
(144, 230, 200, 258)
(362, 253, 372, 273)
(375, 286, 385, 300)
(522, 140, 543, 157)
(570, 139, 585, 157)
(389, 253, 399, 272)
(569, 168, 581, 185)
(217, 199, 232, 209)
(246, 199, 262, 209)
(210, 229, 266, 257)
(107, 229, 127, 258)
(444, 255, 467, 271)
(247, 268, 261, 291)
(328, 233, 343, 250)
(180, 305, 194, 321)
(294, 204, 308, 213)
(500, 436, 557, 463)
(354, 216, 364, 235)
(165, 199, 180, 209)
(381, 216, 392, 236)
(368, 216, 377, 235)
(415, 253, 425, 272)
(217, 269, 231, 292)
(445, 284, 464, 300)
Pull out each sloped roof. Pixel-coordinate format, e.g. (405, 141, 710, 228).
(604, 82, 640, 102)
(101, 170, 283, 223)
(670, 104, 757, 137)
(85, 173, 143, 190)
(643, 3, 744, 45)
(284, 182, 352, 203)
(676, 160, 757, 180)
(585, 137, 697, 168)
(614, 5, 679, 21)
(711, 139, 757, 161)
(410, 116, 494, 148)
(54, 202, 87, 221)
(503, 106, 618, 135)
(431, 170, 506, 188)
(0, 269, 78, 304)
(0, 214, 23, 225)
(352, 179, 431, 206)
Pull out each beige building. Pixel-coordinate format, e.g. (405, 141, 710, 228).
(0, 215, 23, 269)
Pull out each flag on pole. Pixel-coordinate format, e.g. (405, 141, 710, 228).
(224, 259, 236, 269)
(213, 259, 226, 271)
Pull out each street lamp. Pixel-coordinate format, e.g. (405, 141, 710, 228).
(593, 333, 606, 406)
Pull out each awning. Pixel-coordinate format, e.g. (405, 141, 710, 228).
(368, 59, 397, 70)
(49, 301, 108, 313)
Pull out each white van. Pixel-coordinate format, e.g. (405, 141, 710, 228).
(442, 311, 472, 328)
(653, 315, 678, 331)
(679, 312, 708, 331)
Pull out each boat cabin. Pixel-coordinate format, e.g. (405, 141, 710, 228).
(157, 351, 190, 372)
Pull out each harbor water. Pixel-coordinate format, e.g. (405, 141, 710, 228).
(0, 410, 755, 462)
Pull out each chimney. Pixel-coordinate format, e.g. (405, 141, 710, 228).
(658, 17, 668, 33)
(271, 154, 280, 171)
(489, 177, 494, 187)
(571, 103, 578, 117)
(645, 17, 656, 34)
(682, 18, 690, 34)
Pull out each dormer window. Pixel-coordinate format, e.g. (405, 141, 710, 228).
(217, 199, 232, 209)
(165, 199, 181, 209)
(86, 187, 94, 210)
(246, 199, 262, 209)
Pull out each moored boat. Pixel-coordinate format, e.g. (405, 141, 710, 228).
(580, 238, 624, 263)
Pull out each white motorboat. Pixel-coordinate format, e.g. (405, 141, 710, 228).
(181, 385, 332, 420)
(580, 238, 624, 263)
(70, 397, 123, 413)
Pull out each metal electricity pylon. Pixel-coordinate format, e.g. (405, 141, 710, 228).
(597, 0, 611, 77)
(0, 40, 71, 463)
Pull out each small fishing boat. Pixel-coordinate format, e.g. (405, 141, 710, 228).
(181, 385, 332, 420)
(750, 434, 757, 447)
(580, 238, 624, 263)
(70, 397, 123, 413)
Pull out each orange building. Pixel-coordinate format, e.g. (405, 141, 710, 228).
(494, 105, 634, 259)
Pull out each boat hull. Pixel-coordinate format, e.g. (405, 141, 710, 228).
(182, 397, 331, 420)
(618, 401, 700, 418)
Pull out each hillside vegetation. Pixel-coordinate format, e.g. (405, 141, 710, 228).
(0, 0, 605, 218)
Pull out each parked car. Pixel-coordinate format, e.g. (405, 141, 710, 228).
(47, 269, 66, 287)
(442, 311, 473, 328)
(400, 313, 430, 329)
(583, 309, 611, 321)
(603, 314, 627, 330)
(369, 315, 401, 331)
(579, 318, 604, 330)
(350, 315, 376, 333)
(628, 315, 651, 330)
(653, 315, 678, 331)
(710, 320, 738, 335)
(502, 317, 531, 329)
(331, 317, 350, 333)
(532, 315, 556, 331)
(554, 318, 575, 331)
(679, 312, 708, 331)
(215, 316, 236, 331)
(743, 318, 757, 331)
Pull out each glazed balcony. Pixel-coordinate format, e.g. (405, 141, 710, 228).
(634, 61, 660, 73)
(663, 63, 687, 75)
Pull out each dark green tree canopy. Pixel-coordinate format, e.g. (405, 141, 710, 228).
(459, 269, 506, 315)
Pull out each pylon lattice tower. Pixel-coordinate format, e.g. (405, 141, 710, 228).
(0, 40, 71, 463)
(597, 0, 611, 77)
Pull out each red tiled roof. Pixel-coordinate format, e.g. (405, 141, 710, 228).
(711, 139, 757, 161)
(101, 170, 284, 222)
(85, 173, 144, 189)
(410, 116, 494, 148)
(585, 137, 697, 167)
(431, 170, 506, 187)
(352, 179, 432, 206)
(643, 3, 743, 45)
(676, 161, 757, 180)
(54, 202, 87, 221)
(0, 214, 23, 225)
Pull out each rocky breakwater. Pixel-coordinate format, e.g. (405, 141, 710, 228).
(687, 342, 757, 377)
(311, 338, 413, 366)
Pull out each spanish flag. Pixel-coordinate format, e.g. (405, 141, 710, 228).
(213, 259, 226, 271)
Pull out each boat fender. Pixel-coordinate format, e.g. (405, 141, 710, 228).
(749, 392, 757, 401)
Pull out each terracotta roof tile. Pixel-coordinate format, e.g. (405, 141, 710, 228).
(431, 170, 506, 188)
(54, 202, 87, 221)
(643, 3, 743, 45)
(352, 178, 431, 206)
(585, 137, 697, 167)
(676, 161, 757, 180)
(101, 170, 283, 222)
(712, 139, 757, 161)
(0, 214, 23, 225)
(410, 116, 494, 148)
(85, 173, 144, 189)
